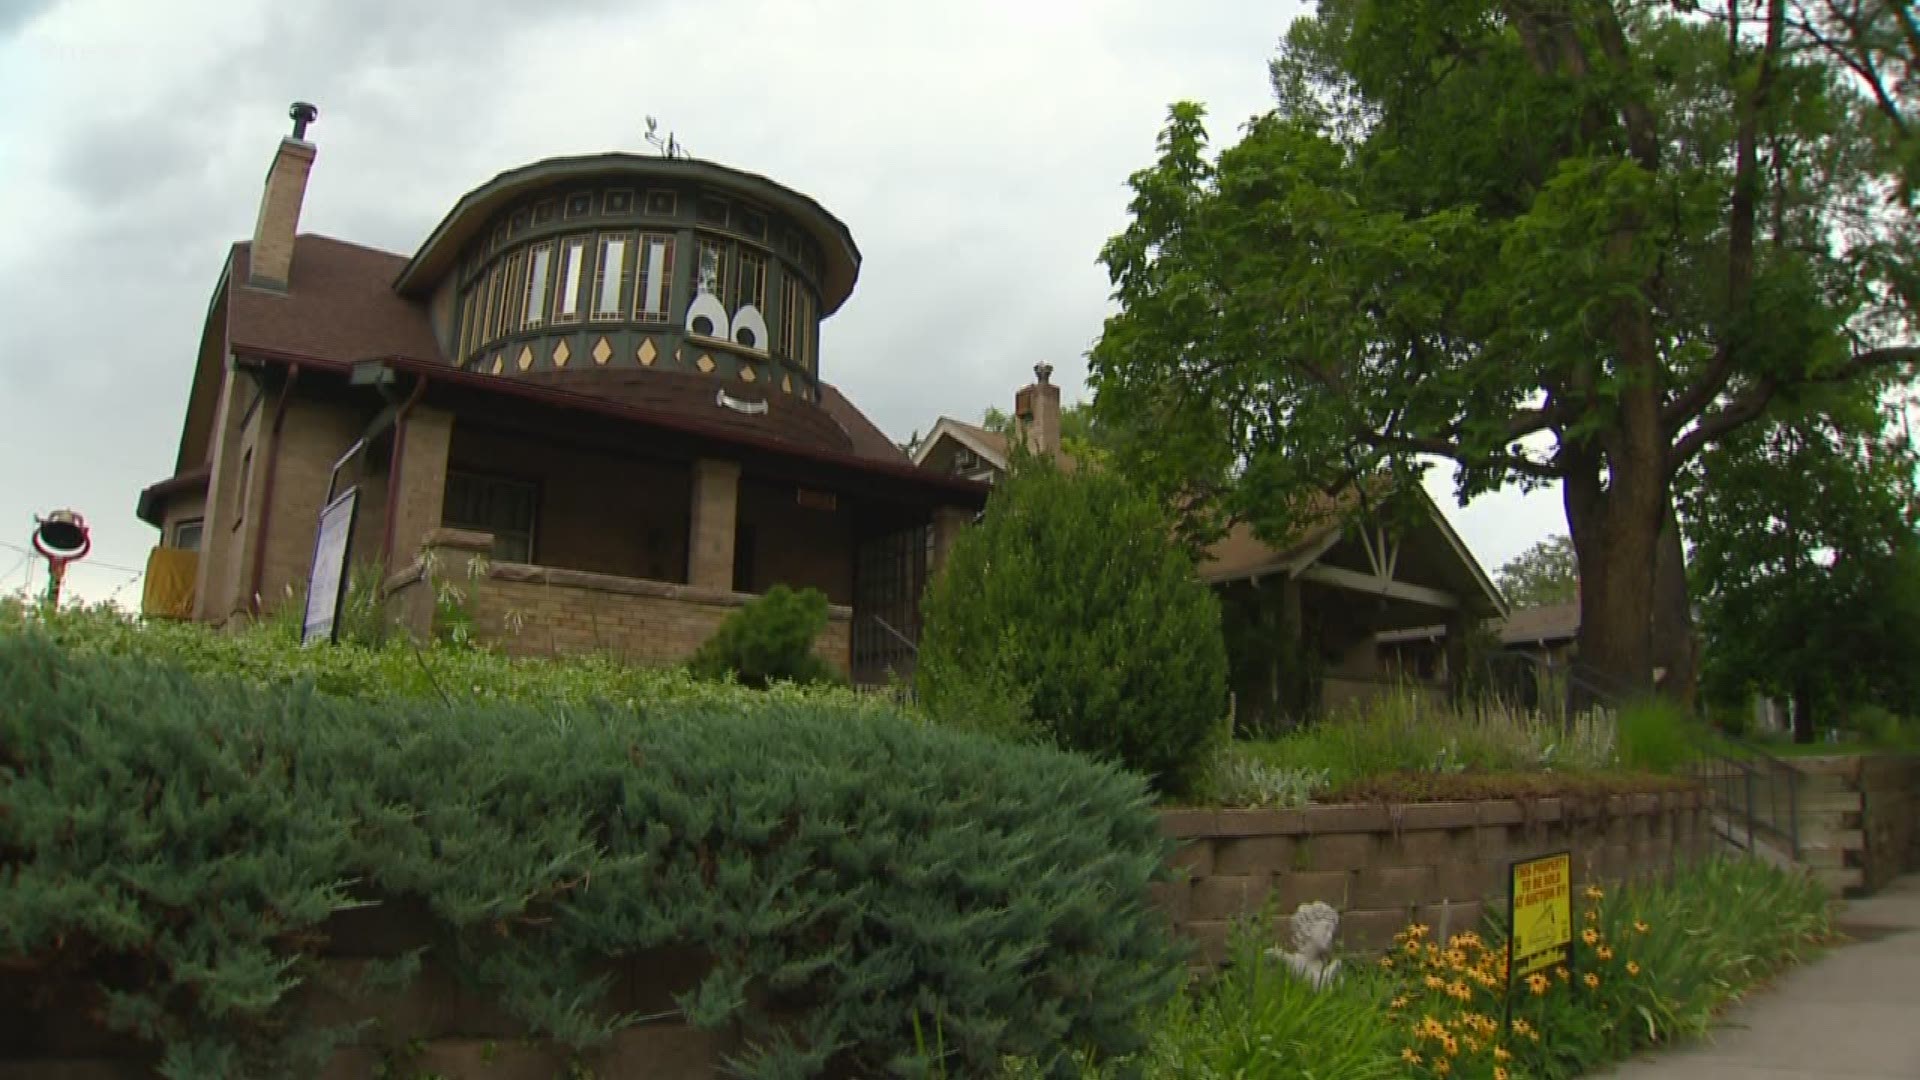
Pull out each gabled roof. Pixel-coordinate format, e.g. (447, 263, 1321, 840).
(1499, 600, 1580, 646)
(910, 416, 1077, 473)
(230, 236, 446, 365)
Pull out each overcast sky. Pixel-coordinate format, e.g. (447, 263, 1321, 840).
(0, 0, 1563, 605)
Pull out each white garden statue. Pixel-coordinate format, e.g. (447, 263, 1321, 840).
(1267, 901, 1343, 989)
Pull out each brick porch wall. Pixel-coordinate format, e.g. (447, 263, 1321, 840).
(1155, 790, 1710, 964)
(386, 529, 851, 673)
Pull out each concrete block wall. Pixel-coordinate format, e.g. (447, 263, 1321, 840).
(1794, 754, 1920, 894)
(1155, 791, 1710, 964)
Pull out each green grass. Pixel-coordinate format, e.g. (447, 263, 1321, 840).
(1193, 689, 1688, 807)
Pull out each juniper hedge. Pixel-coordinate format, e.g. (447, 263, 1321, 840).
(0, 628, 1184, 1078)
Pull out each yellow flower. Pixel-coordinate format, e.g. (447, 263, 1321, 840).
(1495, 1068, 1510, 1080)
(1556, 965, 1570, 981)
(1635, 920, 1650, 934)
(1426, 975, 1446, 990)
(1494, 1045, 1512, 1062)
(1434, 1060, 1452, 1077)
(1585, 972, 1601, 989)
(1442, 1035, 1459, 1056)
(1511, 1019, 1534, 1037)
(1380, 955, 1396, 969)
(1584, 909, 1598, 922)
(1401, 1048, 1423, 1065)
(1410, 923, 1430, 939)
(1597, 946, 1615, 961)
(1390, 995, 1408, 1010)
(1582, 928, 1600, 945)
(1585, 885, 1605, 900)
(1627, 961, 1641, 976)
(1526, 973, 1550, 995)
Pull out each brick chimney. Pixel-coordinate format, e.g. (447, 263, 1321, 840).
(1014, 362, 1061, 458)
(247, 102, 319, 291)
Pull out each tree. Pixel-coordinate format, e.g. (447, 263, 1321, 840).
(1090, 1, 1919, 695)
(916, 453, 1227, 793)
(1496, 536, 1580, 609)
(1679, 385, 1920, 740)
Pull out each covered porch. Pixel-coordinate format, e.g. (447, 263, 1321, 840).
(353, 359, 982, 684)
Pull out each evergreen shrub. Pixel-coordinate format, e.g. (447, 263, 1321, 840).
(0, 628, 1182, 1078)
(917, 456, 1229, 793)
(687, 584, 839, 688)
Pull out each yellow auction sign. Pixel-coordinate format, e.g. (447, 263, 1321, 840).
(1508, 852, 1571, 979)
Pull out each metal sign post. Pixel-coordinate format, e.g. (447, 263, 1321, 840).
(301, 489, 359, 647)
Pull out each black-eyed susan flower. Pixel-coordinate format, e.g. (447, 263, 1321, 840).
(1585, 972, 1601, 989)
(1582, 927, 1600, 945)
(1627, 960, 1641, 976)
(1597, 945, 1614, 961)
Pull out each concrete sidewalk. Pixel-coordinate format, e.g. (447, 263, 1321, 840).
(1599, 873, 1920, 1079)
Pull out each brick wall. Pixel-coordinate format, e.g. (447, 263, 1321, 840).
(1155, 791, 1710, 964)
(387, 529, 852, 672)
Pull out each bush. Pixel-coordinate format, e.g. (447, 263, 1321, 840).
(0, 627, 1184, 1078)
(0, 598, 885, 720)
(1615, 699, 1697, 774)
(917, 455, 1228, 793)
(687, 584, 839, 688)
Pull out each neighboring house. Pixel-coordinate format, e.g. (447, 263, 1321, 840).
(912, 367, 1508, 726)
(136, 105, 987, 684)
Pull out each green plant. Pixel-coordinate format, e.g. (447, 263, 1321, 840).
(1380, 857, 1830, 1079)
(0, 625, 1183, 1077)
(1614, 700, 1697, 774)
(918, 454, 1228, 793)
(687, 584, 839, 688)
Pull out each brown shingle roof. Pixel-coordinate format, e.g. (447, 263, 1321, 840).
(1197, 489, 1361, 582)
(1499, 601, 1580, 645)
(229, 235, 445, 365)
(820, 384, 908, 463)
(226, 234, 914, 469)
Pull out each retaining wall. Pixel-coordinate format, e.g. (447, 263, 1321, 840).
(1155, 790, 1711, 964)
(1793, 753, 1920, 895)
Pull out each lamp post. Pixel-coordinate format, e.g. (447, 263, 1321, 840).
(31, 509, 91, 607)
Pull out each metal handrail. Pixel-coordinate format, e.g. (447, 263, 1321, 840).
(1693, 734, 1802, 859)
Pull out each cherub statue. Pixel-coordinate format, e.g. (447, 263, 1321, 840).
(1267, 901, 1343, 989)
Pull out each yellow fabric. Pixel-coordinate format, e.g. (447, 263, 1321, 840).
(141, 547, 199, 619)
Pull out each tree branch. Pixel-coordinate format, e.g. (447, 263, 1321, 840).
(1668, 345, 1920, 470)
(1357, 429, 1564, 480)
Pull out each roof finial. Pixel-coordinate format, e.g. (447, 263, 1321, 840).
(1034, 361, 1053, 386)
(289, 101, 318, 141)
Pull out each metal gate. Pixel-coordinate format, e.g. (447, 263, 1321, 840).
(851, 524, 929, 688)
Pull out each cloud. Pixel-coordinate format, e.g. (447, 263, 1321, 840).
(0, 0, 1568, 603)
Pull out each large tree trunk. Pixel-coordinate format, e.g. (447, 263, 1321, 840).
(1650, 501, 1698, 711)
(1790, 681, 1815, 744)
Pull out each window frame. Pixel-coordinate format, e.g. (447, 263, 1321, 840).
(172, 517, 204, 552)
(632, 232, 676, 323)
(591, 231, 634, 322)
(554, 237, 587, 324)
(441, 469, 540, 564)
(521, 241, 554, 331)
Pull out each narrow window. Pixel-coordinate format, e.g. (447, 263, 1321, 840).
(456, 289, 477, 362)
(592, 232, 631, 321)
(498, 250, 527, 340)
(521, 242, 553, 330)
(554, 238, 586, 324)
(172, 518, 204, 552)
(633, 234, 675, 323)
(780, 276, 816, 370)
(734, 248, 767, 313)
(696, 237, 728, 303)
(478, 263, 501, 346)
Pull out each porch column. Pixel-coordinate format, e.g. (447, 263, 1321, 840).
(1444, 609, 1471, 703)
(689, 458, 741, 591)
(927, 506, 972, 582)
(386, 406, 453, 566)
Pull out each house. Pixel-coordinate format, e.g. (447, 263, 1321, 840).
(912, 366, 1508, 727)
(1376, 599, 1581, 713)
(136, 104, 987, 684)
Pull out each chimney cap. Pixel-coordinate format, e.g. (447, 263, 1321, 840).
(1033, 361, 1053, 385)
(289, 101, 319, 141)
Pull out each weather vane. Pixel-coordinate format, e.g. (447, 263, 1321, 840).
(645, 116, 688, 160)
